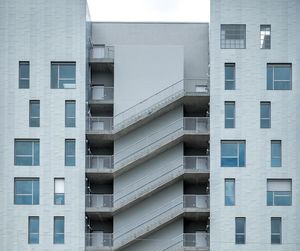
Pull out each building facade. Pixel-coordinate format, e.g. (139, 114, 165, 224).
(0, 0, 299, 250)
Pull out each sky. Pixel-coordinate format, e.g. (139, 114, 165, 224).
(87, 0, 210, 22)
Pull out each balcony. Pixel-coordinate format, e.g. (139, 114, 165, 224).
(183, 233, 210, 250)
(89, 45, 114, 63)
(184, 79, 209, 96)
(86, 117, 114, 142)
(88, 85, 114, 104)
(85, 232, 113, 250)
(86, 194, 113, 216)
(184, 195, 210, 210)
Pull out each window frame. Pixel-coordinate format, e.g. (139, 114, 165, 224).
(225, 63, 236, 90)
(224, 101, 235, 128)
(14, 139, 40, 166)
(221, 141, 246, 167)
(260, 102, 271, 128)
(51, 62, 76, 89)
(235, 217, 246, 244)
(14, 178, 40, 205)
(54, 178, 65, 205)
(225, 179, 235, 206)
(220, 24, 246, 49)
(271, 140, 282, 167)
(29, 100, 40, 127)
(267, 64, 292, 90)
(28, 216, 39, 244)
(65, 100, 76, 127)
(260, 24, 271, 49)
(19, 61, 30, 89)
(267, 179, 292, 206)
(54, 216, 65, 244)
(271, 217, 282, 244)
(65, 139, 75, 166)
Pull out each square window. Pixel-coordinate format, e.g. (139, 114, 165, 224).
(15, 139, 40, 166)
(15, 178, 39, 205)
(267, 64, 292, 90)
(221, 25, 246, 49)
(51, 62, 76, 89)
(221, 141, 245, 167)
(267, 179, 292, 206)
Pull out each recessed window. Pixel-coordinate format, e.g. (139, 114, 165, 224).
(15, 139, 40, 166)
(225, 63, 235, 90)
(19, 61, 30, 89)
(65, 139, 75, 166)
(225, 179, 235, 206)
(29, 100, 40, 127)
(267, 64, 292, 90)
(235, 217, 246, 244)
(225, 102, 235, 128)
(260, 102, 271, 128)
(260, 25, 271, 49)
(54, 178, 65, 205)
(271, 218, 282, 244)
(51, 62, 76, 89)
(65, 101, 76, 127)
(54, 216, 65, 244)
(14, 178, 39, 205)
(28, 216, 39, 244)
(267, 179, 292, 206)
(221, 24, 246, 49)
(221, 141, 245, 167)
(271, 141, 282, 167)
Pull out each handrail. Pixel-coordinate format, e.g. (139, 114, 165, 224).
(114, 195, 183, 241)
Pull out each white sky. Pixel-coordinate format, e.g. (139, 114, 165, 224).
(87, 0, 210, 22)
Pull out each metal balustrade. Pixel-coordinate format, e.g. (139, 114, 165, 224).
(86, 117, 113, 133)
(89, 85, 114, 102)
(184, 117, 210, 133)
(183, 233, 210, 249)
(183, 195, 210, 209)
(184, 156, 210, 171)
(86, 155, 113, 170)
(86, 232, 113, 248)
(86, 194, 113, 208)
(90, 45, 114, 59)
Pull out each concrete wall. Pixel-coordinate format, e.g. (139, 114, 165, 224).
(0, 0, 87, 250)
(92, 22, 209, 79)
(210, 0, 300, 250)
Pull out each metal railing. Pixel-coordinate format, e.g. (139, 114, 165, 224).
(90, 45, 114, 59)
(183, 233, 210, 248)
(114, 117, 209, 170)
(86, 194, 113, 208)
(86, 155, 114, 170)
(89, 85, 114, 102)
(86, 232, 113, 247)
(86, 117, 113, 132)
(184, 156, 210, 171)
(183, 195, 210, 209)
(113, 79, 209, 131)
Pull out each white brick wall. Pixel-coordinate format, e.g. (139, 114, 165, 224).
(210, 0, 300, 250)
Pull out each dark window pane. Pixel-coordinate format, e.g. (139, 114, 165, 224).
(60, 64, 75, 79)
(19, 62, 30, 88)
(238, 143, 245, 166)
(51, 64, 59, 88)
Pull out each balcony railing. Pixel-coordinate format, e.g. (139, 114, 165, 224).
(184, 156, 210, 171)
(90, 45, 114, 60)
(86, 117, 113, 133)
(183, 195, 210, 209)
(183, 233, 210, 248)
(86, 155, 114, 170)
(86, 232, 113, 248)
(89, 85, 114, 102)
(184, 79, 209, 95)
(184, 117, 209, 133)
(86, 194, 113, 208)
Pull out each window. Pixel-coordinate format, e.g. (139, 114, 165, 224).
(15, 139, 40, 166)
(65, 101, 76, 127)
(225, 63, 235, 90)
(235, 217, 246, 244)
(14, 178, 39, 205)
(28, 216, 39, 244)
(51, 62, 76, 89)
(54, 178, 65, 205)
(221, 141, 245, 167)
(271, 141, 282, 167)
(29, 100, 40, 127)
(260, 102, 271, 128)
(267, 64, 292, 90)
(225, 179, 235, 206)
(271, 218, 282, 244)
(221, 24, 246, 49)
(65, 139, 75, 166)
(225, 102, 235, 128)
(260, 25, 271, 49)
(19, 61, 30, 88)
(267, 179, 292, 206)
(54, 217, 65, 244)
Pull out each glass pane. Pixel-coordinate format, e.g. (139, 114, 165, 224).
(225, 119, 235, 128)
(225, 80, 235, 90)
(54, 194, 65, 205)
(15, 141, 32, 155)
(236, 218, 245, 233)
(30, 101, 40, 117)
(274, 81, 291, 90)
(221, 158, 238, 167)
(51, 64, 58, 88)
(274, 66, 291, 81)
(271, 235, 281, 244)
(236, 234, 245, 244)
(271, 218, 281, 233)
(238, 143, 245, 167)
(225, 103, 235, 117)
(20, 63, 29, 78)
(225, 196, 234, 206)
(65, 156, 75, 166)
(271, 142, 281, 156)
(267, 66, 273, 90)
(267, 191, 273, 206)
(261, 119, 270, 128)
(66, 140, 75, 155)
(29, 234, 39, 244)
(225, 65, 235, 80)
(60, 64, 75, 79)
(221, 143, 237, 156)
(54, 234, 64, 244)
(30, 118, 40, 127)
(19, 79, 29, 89)
(261, 103, 270, 118)
(32, 181, 40, 204)
(274, 192, 291, 206)
(15, 156, 32, 166)
(271, 158, 281, 167)
(15, 195, 32, 204)
(29, 217, 39, 232)
(33, 142, 40, 166)
(15, 180, 32, 194)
